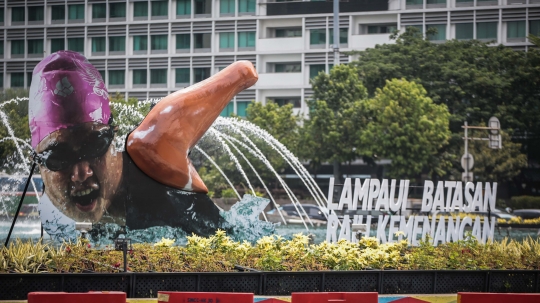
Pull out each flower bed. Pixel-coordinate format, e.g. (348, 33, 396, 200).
(1, 230, 540, 273)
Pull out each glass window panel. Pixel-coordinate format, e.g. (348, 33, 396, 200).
(427, 0, 445, 3)
(271, 97, 301, 108)
(110, 3, 126, 18)
(51, 39, 64, 52)
(134, 2, 148, 17)
(51, 5, 65, 20)
(195, 0, 211, 14)
(177, 0, 191, 15)
(220, 0, 235, 14)
(220, 102, 234, 117)
(456, 23, 473, 40)
(11, 73, 24, 87)
(427, 24, 446, 41)
(133, 69, 147, 85)
(98, 70, 106, 83)
(275, 63, 301, 73)
(310, 64, 325, 79)
(220, 32, 234, 49)
(0, 41, 3, 56)
(11, 40, 25, 55)
(530, 20, 540, 36)
(236, 101, 249, 117)
(0, 73, 3, 88)
(28, 6, 44, 21)
(109, 36, 126, 52)
(109, 70, 125, 85)
(12, 7, 25, 22)
(68, 4, 85, 20)
(151, 69, 167, 84)
(92, 3, 106, 19)
(329, 28, 348, 44)
(176, 68, 190, 83)
(68, 38, 84, 52)
(28, 39, 43, 54)
(0, 8, 4, 23)
(310, 29, 326, 45)
(27, 72, 33, 87)
(176, 34, 190, 49)
(238, 32, 255, 48)
(92, 37, 106, 52)
(194, 33, 211, 48)
(507, 21, 526, 38)
(238, 0, 255, 13)
(477, 22, 497, 40)
(133, 36, 148, 51)
(276, 28, 302, 37)
(406, 0, 423, 4)
(194, 67, 210, 82)
(152, 1, 168, 16)
(151, 35, 168, 50)
(367, 24, 397, 34)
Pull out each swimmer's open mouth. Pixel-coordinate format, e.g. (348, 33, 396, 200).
(72, 189, 100, 212)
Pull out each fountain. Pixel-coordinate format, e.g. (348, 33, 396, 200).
(0, 96, 328, 246)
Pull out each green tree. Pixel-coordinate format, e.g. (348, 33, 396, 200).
(306, 64, 368, 181)
(358, 79, 451, 179)
(0, 89, 31, 170)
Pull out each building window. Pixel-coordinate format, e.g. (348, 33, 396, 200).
(151, 69, 167, 84)
(236, 101, 249, 117)
(12, 7, 25, 22)
(194, 67, 210, 82)
(268, 97, 301, 108)
(238, 0, 256, 13)
(330, 28, 348, 45)
(195, 0, 211, 15)
(151, 35, 168, 51)
(220, 102, 235, 117)
(194, 33, 211, 49)
(51, 39, 64, 53)
(134, 2, 148, 18)
(110, 3, 126, 18)
(92, 37, 106, 53)
(134, 35, 148, 51)
(11, 73, 24, 87)
(507, 21, 526, 39)
(426, 0, 445, 4)
(0, 8, 4, 23)
(92, 3, 106, 19)
(309, 64, 325, 79)
(0, 41, 3, 56)
(68, 38, 84, 53)
(220, 32, 235, 49)
(133, 69, 147, 85)
(310, 29, 326, 45)
(530, 20, 540, 36)
(477, 22, 497, 40)
(27, 72, 33, 87)
(28, 39, 43, 55)
(68, 4, 85, 21)
(51, 5, 65, 21)
(456, 23, 473, 40)
(0, 73, 3, 88)
(406, 0, 423, 4)
(152, 1, 168, 17)
(238, 32, 255, 48)
(220, 0, 235, 14)
(367, 24, 397, 34)
(275, 63, 301, 73)
(11, 40, 25, 56)
(176, 68, 190, 84)
(98, 70, 106, 83)
(177, 0, 191, 16)
(176, 34, 190, 50)
(276, 28, 302, 37)
(427, 24, 446, 41)
(109, 70, 125, 86)
(28, 6, 44, 22)
(109, 36, 126, 52)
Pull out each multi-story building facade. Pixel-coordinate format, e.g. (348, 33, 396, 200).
(1, 0, 539, 117)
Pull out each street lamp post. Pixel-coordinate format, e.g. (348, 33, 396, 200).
(462, 117, 502, 182)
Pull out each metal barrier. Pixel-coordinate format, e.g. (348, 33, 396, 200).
(0, 270, 539, 300)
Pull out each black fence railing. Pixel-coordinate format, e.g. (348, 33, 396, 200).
(1, 270, 539, 300)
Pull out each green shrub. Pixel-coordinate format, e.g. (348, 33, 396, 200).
(220, 188, 237, 199)
(508, 196, 540, 210)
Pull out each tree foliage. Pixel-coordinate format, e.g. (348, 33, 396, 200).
(0, 89, 31, 170)
(358, 79, 451, 179)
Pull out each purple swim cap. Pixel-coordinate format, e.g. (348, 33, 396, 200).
(29, 51, 111, 149)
